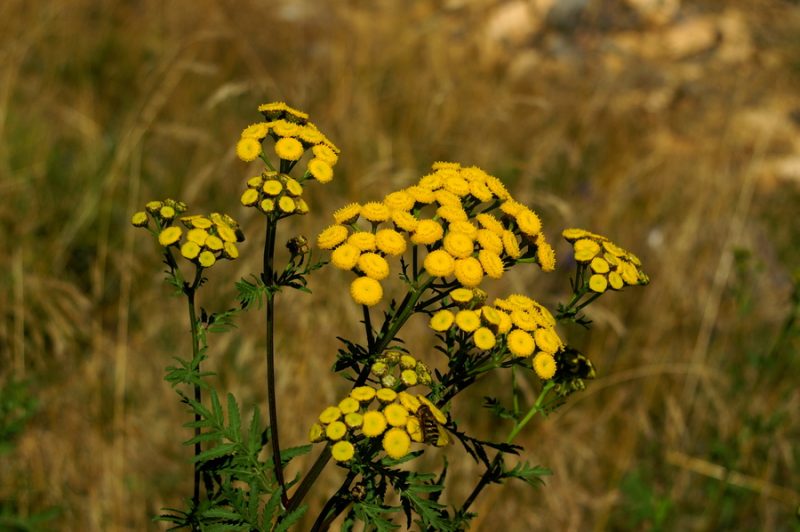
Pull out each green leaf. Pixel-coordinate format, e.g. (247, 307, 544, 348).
(227, 393, 241, 437)
(261, 491, 283, 528)
(193, 442, 236, 464)
(504, 461, 551, 488)
(280, 443, 312, 466)
(274, 504, 307, 532)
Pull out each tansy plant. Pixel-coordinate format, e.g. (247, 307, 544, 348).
(132, 102, 649, 531)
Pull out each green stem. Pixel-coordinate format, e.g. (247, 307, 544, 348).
(263, 215, 288, 507)
(181, 263, 203, 522)
(459, 382, 554, 515)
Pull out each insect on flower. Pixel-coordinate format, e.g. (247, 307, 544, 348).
(417, 404, 451, 447)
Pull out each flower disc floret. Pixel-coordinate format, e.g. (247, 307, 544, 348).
(591, 257, 610, 274)
(285, 178, 303, 196)
(344, 412, 364, 428)
(181, 242, 201, 259)
(347, 231, 377, 251)
(443, 176, 470, 196)
(511, 310, 537, 331)
(515, 208, 542, 236)
(383, 428, 411, 459)
(383, 190, 415, 211)
(334, 203, 361, 225)
(401, 370, 418, 386)
(241, 122, 269, 139)
(589, 274, 608, 293)
(361, 411, 388, 437)
(317, 225, 349, 250)
(473, 327, 497, 350)
(262, 180, 283, 196)
(375, 229, 407, 255)
(158, 227, 182, 246)
(405, 185, 436, 204)
(361, 201, 391, 222)
(376, 388, 397, 403)
(350, 276, 383, 306)
(534, 328, 561, 354)
(537, 240, 556, 272)
(499, 199, 524, 217)
(532, 353, 557, 380)
(309, 423, 324, 443)
(241, 188, 259, 206)
(424, 249, 456, 277)
(236, 138, 262, 162)
(351, 386, 377, 402)
(443, 232, 475, 259)
(326, 421, 347, 441)
(451, 288, 474, 304)
(274, 137, 304, 161)
(485, 174, 511, 200)
(479, 250, 504, 279)
(338, 397, 360, 415)
(430, 310, 455, 332)
(319, 406, 342, 424)
(308, 158, 333, 183)
(454, 257, 484, 288)
(507, 329, 535, 357)
(223, 242, 239, 260)
(469, 181, 494, 202)
(574, 239, 601, 262)
(411, 219, 444, 245)
(312, 143, 338, 165)
(476, 230, 503, 255)
(331, 243, 361, 270)
(476, 213, 504, 235)
(278, 196, 296, 213)
(358, 253, 390, 280)
(331, 441, 355, 462)
(383, 404, 409, 427)
(434, 190, 461, 208)
(159, 205, 176, 219)
(131, 212, 148, 227)
(608, 271, 624, 290)
(392, 210, 420, 232)
(455, 310, 481, 332)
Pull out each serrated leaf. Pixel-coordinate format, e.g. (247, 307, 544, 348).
(274, 504, 307, 532)
(227, 393, 241, 436)
(193, 442, 236, 464)
(280, 444, 312, 465)
(261, 491, 282, 527)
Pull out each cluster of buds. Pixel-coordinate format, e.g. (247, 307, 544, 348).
(369, 350, 432, 389)
(317, 162, 557, 307)
(430, 291, 564, 380)
(563, 228, 649, 292)
(309, 387, 449, 462)
(132, 200, 244, 269)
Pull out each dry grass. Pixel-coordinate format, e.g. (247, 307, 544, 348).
(1, 0, 799, 529)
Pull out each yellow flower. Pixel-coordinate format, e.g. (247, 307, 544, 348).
(274, 137, 304, 161)
(272, 119, 300, 137)
(507, 329, 535, 357)
(400, 369, 418, 386)
(285, 178, 303, 197)
(515, 208, 542, 236)
(406, 417, 424, 442)
(262, 180, 283, 196)
(534, 327, 561, 354)
(478, 250, 504, 279)
(257, 101, 289, 116)
(434, 189, 461, 208)
(589, 274, 608, 293)
(186, 228, 208, 245)
(497, 310, 513, 334)
(358, 253, 390, 281)
(443, 232, 474, 259)
(159, 205, 176, 220)
(608, 271, 624, 290)
(295, 198, 309, 215)
(158, 227, 182, 246)
(215, 224, 237, 243)
(350, 276, 383, 306)
(499, 199, 524, 217)
(480, 305, 502, 327)
(383, 404, 409, 427)
(198, 251, 216, 268)
(361, 202, 391, 223)
(532, 302, 556, 327)
(361, 411, 388, 437)
(424, 249, 456, 277)
(590, 257, 610, 274)
(460, 166, 488, 183)
(537, 240, 556, 272)
(333, 203, 361, 225)
(532, 353, 557, 380)
(443, 176, 470, 196)
(376, 388, 397, 403)
(473, 327, 497, 350)
(432, 161, 461, 171)
(619, 261, 640, 285)
(418, 173, 443, 190)
(375, 229, 407, 256)
(260, 199, 275, 212)
(383, 190, 415, 211)
(454, 309, 481, 332)
(562, 228, 593, 242)
(469, 181, 494, 202)
(449, 221, 478, 238)
(146, 200, 163, 213)
(476, 213, 504, 235)
(317, 224, 349, 250)
(383, 428, 411, 459)
(476, 229, 503, 255)
(241, 188, 259, 206)
(391, 210, 420, 232)
(574, 239, 601, 262)
(278, 196, 296, 213)
(399, 354, 416, 369)
(454, 257, 484, 288)
(511, 309, 537, 331)
(347, 231, 377, 251)
(338, 397, 360, 414)
(417, 396, 447, 424)
(326, 421, 347, 441)
(405, 185, 436, 204)
(430, 309, 455, 332)
(308, 158, 333, 183)
(311, 143, 338, 166)
(411, 219, 444, 245)
(309, 423, 324, 443)
(223, 242, 239, 260)
(484, 174, 511, 200)
(331, 441, 355, 462)
(506, 294, 535, 310)
(398, 391, 421, 413)
(236, 137, 262, 162)
(131, 212, 148, 227)
(319, 406, 342, 424)
(241, 122, 269, 139)
(181, 242, 201, 260)
(451, 288, 474, 304)
(246, 175, 265, 189)
(344, 412, 363, 428)
(331, 243, 361, 270)
(351, 386, 377, 402)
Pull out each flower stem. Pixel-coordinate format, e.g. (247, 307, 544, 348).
(263, 215, 288, 507)
(181, 264, 203, 517)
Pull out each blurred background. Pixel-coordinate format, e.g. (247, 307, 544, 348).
(1, 0, 799, 529)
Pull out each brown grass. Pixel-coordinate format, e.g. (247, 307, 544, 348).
(1, 0, 799, 529)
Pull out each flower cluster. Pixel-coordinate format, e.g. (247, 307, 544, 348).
(369, 350, 433, 389)
(309, 387, 448, 462)
(430, 291, 563, 380)
(235, 101, 339, 184)
(563, 228, 650, 293)
(240, 170, 309, 217)
(317, 162, 556, 307)
(132, 199, 244, 268)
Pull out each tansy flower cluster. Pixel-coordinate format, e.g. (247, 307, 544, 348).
(235, 101, 339, 185)
(563, 228, 650, 293)
(317, 162, 556, 307)
(430, 291, 564, 380)
(369, 350, 433, 389)
(309, 387, 448, 462)
(240, 171, 309, 217)
(132, 200, 244, 268)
